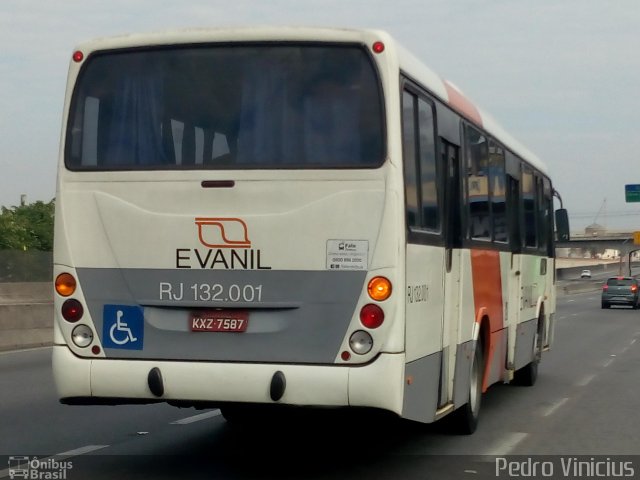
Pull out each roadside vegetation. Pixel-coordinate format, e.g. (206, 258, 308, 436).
(0, 200, 54, 251)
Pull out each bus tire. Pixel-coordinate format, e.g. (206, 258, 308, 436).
(451, 340, 483, 435)
(220, 405, 242, 424)
(220, 404, 281, 425)
(220, 404, 262, 424)
(514, 319, 542, 387)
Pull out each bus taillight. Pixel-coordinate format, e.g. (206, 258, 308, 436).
(71, 324, 93, 348)
(62, 299, 84, 322)
(360, 304, 384, 329)
(55, 273, 77, 297)
(349, 331, 373, 355)
(367, 276, 392, 301)
(372, 41, 385, 54)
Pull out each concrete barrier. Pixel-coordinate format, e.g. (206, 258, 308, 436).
(558, 281, 603, 295)
(0, 268, 613, 352)
(0, 282, 52, 352)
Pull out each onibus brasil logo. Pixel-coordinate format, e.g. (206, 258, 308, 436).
(175, 217, 271, 270)
(8, 456, 72, 479)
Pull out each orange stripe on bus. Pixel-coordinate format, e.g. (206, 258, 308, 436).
(470, 249, 503, 331)
(470, 249, 504, 392)
(444, 81, 482, 127)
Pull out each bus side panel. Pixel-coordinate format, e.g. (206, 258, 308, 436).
(404, 244, 445, 362)
(452, 339, 475, 409)
(401, 352, 441, 422)
(514, 318, 537, 371)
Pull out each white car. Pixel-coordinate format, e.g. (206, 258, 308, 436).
(580, 269, 592, 278)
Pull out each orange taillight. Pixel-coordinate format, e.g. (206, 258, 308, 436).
(55, 273, 77, 297)
(367, 276, 392, 301)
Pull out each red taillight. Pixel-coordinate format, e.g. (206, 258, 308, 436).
(73, 50, 84, 63)
(62, 299, 84, 322)
(603, 285, 608, 291)
(360, 304, 384, 329)
(372, 41, 385, 54)
(632, 285, 638, 293)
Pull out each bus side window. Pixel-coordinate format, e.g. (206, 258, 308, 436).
(402, 88, 440, 234)
(418, 98, 439, 232)
(402, 91, 419, 229)
(489, 141, 507, 243)
(522, 166, 537, 248)
(538, 176, 553, 256)
(464, 126, 491, 241)
(505, 152, 521, 252)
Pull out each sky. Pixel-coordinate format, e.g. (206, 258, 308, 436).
(1, 0, 639, 232)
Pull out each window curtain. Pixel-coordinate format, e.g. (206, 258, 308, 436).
(104, 62, 166, 166)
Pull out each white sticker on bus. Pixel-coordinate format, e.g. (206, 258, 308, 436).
(326, 240, 368, 271)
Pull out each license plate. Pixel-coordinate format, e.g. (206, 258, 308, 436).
(190, 310, 249, 332)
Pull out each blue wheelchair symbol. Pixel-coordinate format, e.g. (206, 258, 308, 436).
(103, 305, 144, 350)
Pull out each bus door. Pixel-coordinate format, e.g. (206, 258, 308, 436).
(401, 88, 446, 421)
(442, 140, 462, 407)
(505, 152, 523, 375)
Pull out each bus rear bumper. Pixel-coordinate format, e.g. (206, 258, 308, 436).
(52, 346, 405, 414)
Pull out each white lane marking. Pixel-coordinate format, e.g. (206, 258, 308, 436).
(603, 357, 615, 368)
(170, 409, 222, 425)
(482, 432, 529, 456)
(0, 445, 108, 479)
(631, 339, 637, 345)
(55, 445, 109, 457)
(541, 397, 570, 417)
(576, 374, 596, 387)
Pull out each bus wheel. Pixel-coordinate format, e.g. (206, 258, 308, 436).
(514, 320, 542, 387)
(220, 405, 242, 424)
(220, 404, 261, 424)
(451, 341, 483, 435)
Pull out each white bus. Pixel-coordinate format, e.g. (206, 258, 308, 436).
(52, 27, 569, 433)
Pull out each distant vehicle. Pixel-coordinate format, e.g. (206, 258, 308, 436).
(601, 277, 640, 309)
(580, 269, 592, 278)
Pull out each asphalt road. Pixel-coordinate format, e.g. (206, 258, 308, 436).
(1, 290, 639, 479)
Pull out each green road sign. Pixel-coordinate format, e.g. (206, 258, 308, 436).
(625, 184, 640, 202)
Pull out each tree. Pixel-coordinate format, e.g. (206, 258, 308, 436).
(0, 199, 55, 251)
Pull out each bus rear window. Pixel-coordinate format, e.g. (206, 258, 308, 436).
(66, 44, 384, 170)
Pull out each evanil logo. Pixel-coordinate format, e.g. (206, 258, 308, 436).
(175, 218, 271, 270)
(195, 217, 251, 249)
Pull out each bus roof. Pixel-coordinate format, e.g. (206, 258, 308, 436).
(394, 42, 548, 176)
(72, 26, 548, 176)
